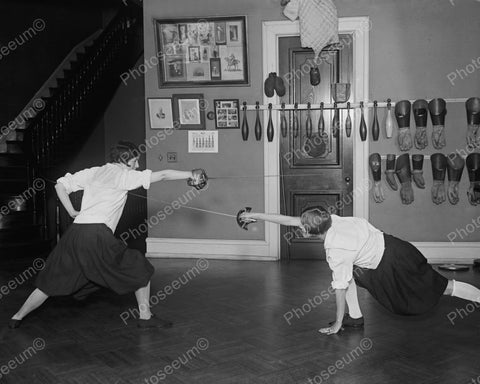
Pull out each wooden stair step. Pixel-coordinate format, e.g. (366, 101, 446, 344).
(0, 193, 30, 212)
(0, 211, 35, 228)
(0, 224, 42, 242)
(0, 178, 29, 193)
(0, 153, 27, 166)
(0, 165, 28, 179)
(6, 140, 24, 154)
(0, 238, 52, 254)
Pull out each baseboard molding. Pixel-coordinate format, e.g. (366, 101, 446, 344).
(147, 238, 479, 264)
(146, 237, 279, 261)
(412, 242, 480, 264)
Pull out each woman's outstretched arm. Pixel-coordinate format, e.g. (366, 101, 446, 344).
(241, 212, 302, 227)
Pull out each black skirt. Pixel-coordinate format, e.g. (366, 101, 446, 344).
(353, 234, 448, 315)
(36, 224, 154, 296)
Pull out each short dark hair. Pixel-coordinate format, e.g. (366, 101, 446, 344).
(109, 141, 140, 164)
(300, 206, 332, 235)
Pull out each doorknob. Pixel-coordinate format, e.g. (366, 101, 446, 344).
(345, 176, 351, 183)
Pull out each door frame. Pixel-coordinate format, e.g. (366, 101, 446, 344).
(262, 17, 370, 259)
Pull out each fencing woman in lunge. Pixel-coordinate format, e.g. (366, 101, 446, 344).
(9, 141, 208, 329)
(239, 206, 480, 334)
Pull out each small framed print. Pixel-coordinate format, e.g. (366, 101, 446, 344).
(172, 94, 206, 130)
(226, 21, 242, 45)
(210, 58, 221, 80)
(214, 99, 240, 129)
(148, 98, 173, 129)
(154, 16, 248, 87)
(188, 46, 201, 62)
(165, 55, 187, 82)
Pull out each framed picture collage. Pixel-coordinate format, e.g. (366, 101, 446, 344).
(154, 16, 248, 87)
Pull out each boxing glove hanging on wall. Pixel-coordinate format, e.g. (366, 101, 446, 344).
(395, 100, 412, 151)
(431, 153, 447, 205)
(466, 153, 480, 205)
(385, 154, 398, 191)
(412, 154, 425, 189)
(429, 98, 447, 149)
(466, 97, 480, 149)
(447, 153, 465, 205)
(395, 153, 414, 204)
(369, 153, 385, 203)
(413, 99, 429, 150)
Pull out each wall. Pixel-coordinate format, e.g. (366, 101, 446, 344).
(104, 56, 147, 165)
(144, 0, 287, 240)
(337, 0, 480, 242)
(144, 0, 480, 243)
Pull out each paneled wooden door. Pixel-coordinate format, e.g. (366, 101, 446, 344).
(279, 35, 353, 260)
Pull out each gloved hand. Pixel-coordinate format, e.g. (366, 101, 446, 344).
(372, 181, 385, 203)
(385, 170, 397, 191)
(467, 182, 480, 205)
(187, 168, 208, 190)
(431, 180, 446, 205)
(412, 170, 425, 189)
(414, 127, 428, 150)
(400, 181, 414, 205)
(385, 154, 397, 191)
(447, 181, 460, 205)
(467, 124, 480, 149)
(432, 125, 446, 149)
(397, 127, 413, 151)
(412, 154, 425, 189)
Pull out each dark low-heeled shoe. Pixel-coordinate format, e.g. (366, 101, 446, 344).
(8, 319, 22, 329)
(137, 314, 173, 329)
(329, 313, 364, 328)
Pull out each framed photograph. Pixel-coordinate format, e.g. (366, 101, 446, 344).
(148, 98, 173, 129)
(188, 46, 201, 62)
(154, 16, 248, 87)
(214, 99, 240, 129)
(210, 58, 221, 80)
(165, 55, 187, 82)
(172, 94, 206, 130)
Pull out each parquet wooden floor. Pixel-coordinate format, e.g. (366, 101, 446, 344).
(1, 257, 479, 384)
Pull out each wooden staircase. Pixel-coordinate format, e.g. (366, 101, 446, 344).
(0, 2, 143, 259)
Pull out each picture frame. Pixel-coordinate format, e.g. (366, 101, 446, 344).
(172, 94, 206, 130)
(214, 99, 240, 129)
(148, 98, 174, 129)
(154, 16, 249, 87)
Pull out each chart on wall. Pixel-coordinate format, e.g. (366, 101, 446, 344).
(154, 16, 249, 87)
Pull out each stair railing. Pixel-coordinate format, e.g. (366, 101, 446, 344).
(23, 3, 142, 242)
